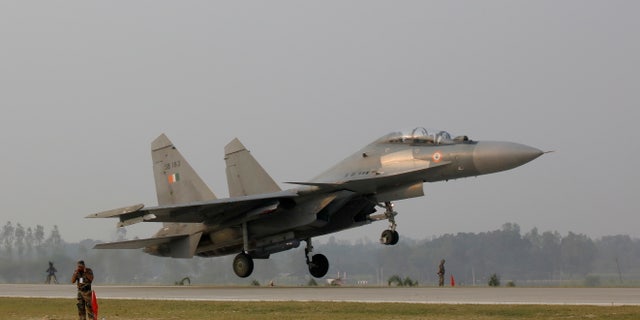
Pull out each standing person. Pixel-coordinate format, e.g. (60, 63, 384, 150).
(71, 260, 94, 320)
(437, 259, 446, 287)
(45, 261, 58, 284)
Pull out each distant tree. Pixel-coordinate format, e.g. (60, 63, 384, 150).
(25, 227, 34, 257)
(307, 278, 318, 286)
(46, 225, 63, 249)
(467, 223, 531, 281)
(0, 223, 4, 251)
(388, 275, 403, 286)
(525, 227, 541, 247)
(560, 232, 596, 276)
(403, 276, 418, 287)
(3, 222, 15, 254)
(35, 225, 45, 250)
(593, 235, 638, 284)
(14, 223, 25, 257)
(488, 273, 500, 287)
(540, 231, 562, 277)
(501, 222, 520, 235)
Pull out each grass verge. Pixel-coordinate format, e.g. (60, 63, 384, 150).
(1, 298, 639, 320)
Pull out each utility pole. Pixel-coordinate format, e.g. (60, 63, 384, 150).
(472, 266, 476, 286)
(615, 257, 623, 284)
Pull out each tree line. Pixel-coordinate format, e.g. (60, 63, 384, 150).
(0, 222, 67, 283)
(1, 221, 639, 286)
(0, 222, 64, 258)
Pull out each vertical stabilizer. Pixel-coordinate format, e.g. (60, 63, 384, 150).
(225, 138, 281, 197)
(152, 134, 217, 205)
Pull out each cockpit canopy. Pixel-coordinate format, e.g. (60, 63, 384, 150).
(377, 127, 462, 145)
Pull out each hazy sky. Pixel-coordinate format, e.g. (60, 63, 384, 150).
(1, 1, 638, 243)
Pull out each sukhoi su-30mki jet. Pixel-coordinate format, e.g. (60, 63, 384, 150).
(88, 128, 543, 278)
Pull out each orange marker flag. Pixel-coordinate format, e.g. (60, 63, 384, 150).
(91, 290, 99, 319)
(450, 275, 455, 287)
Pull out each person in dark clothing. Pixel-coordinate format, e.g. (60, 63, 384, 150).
(45, 261, 58, 284)
(437, 259, 446, 287)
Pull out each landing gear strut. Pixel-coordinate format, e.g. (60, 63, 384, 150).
(305, 238, 329, 278)
(233, 222, 254, 278)
(379, 201, 399, 245)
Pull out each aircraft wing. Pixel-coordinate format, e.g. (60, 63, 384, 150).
(88, 162, 451, 227)
(87, 189, 298, 227)
(93, 234, 188, 249)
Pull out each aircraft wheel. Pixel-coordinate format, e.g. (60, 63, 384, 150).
(233, 252, 254, 278)
(390, 230, 399, 245)
(380, 229, 394, 245)
(308, 254, 329, 278)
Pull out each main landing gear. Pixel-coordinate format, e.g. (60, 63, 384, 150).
(305, 238, 329, 278)
(379, 201, 399, 245)
(233, 222, 254, 278)
(232, 239, 330, 279)
(233, 252, 254, 278)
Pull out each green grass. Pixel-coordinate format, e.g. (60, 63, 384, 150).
(1, 298, 639, 320)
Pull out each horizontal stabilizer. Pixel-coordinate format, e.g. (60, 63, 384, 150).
(93, 234, 188, 250)
(85, 204, 154, 227)
(86, 204, 145, 219)
(85, 189, 299, 225)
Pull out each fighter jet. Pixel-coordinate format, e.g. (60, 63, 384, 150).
(88, 127, 543, 278)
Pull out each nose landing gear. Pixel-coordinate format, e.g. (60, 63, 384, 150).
(379, 201, 399, 245)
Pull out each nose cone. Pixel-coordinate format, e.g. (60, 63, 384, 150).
(473, 141, 543, 175)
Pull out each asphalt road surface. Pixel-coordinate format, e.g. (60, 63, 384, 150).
(1, 285, 639, 306)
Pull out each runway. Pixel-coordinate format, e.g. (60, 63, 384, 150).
(1, 284, 639, 306)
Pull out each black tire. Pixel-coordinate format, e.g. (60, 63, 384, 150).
(233, 252, 254, 278)
(309, 254, 329, 278)
(380, 229, 394, 245)
(390, 230, 399, 245)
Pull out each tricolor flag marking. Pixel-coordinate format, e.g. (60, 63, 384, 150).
(168, 173, 180, 184)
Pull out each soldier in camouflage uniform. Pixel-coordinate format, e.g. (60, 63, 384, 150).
(45, 261, 58, 284)
(437, 259, 445, 287)
(71, 260, 94, 320)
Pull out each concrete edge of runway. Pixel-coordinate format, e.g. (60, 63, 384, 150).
(1, 297, 634, 306)
(1, 284, 639, 306)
